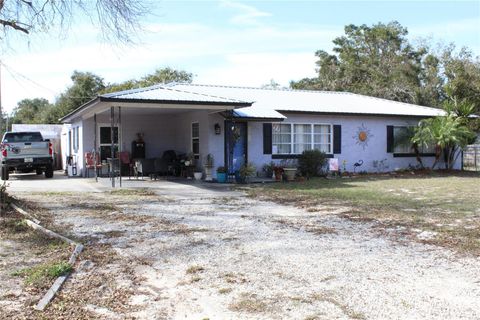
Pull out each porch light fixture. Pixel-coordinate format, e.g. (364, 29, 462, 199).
(214, 123, 221, 135)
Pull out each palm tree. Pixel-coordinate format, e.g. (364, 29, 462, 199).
(413, 115, 475, 169)
(394, 126, 425, 169)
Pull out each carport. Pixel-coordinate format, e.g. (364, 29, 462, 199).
(59, 84, 250, 187)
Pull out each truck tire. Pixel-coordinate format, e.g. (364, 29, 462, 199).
(1, 166, 9, 181)
(36, 168, 43, 175)
(45, 165, 54, 178)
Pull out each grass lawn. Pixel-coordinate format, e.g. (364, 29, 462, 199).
(248, 171, 480, 255)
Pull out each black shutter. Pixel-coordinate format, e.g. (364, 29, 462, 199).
(333, 125, 341, 154)
(263, 123, 272, 154)
(387, 125, 394, 153)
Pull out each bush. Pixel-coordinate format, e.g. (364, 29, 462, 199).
(239, 162, 256, 178)
(298, 150, 327, 178)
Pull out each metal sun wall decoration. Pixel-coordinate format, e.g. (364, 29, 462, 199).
(353, 123, 373, 150)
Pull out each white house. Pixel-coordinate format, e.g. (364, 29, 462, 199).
(60, 83, 456, 177)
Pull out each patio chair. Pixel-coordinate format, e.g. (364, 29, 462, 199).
(85, 152, 102, 178)
(161, 150, 180, 176)
(117, 151, 133, 178)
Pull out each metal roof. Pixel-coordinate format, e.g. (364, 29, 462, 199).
(100, 84, 247, 104)
(169, 83, 446, 118)
(61, 82, 446, 123)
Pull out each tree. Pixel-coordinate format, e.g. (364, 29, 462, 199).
(291, 21, 425, 104)
(103, 67, 193, 93)
(10, 98, 53, 125)
(0, 0, 149, 43)
(44, 71, 106, 123)
(441, 47, 480, 115)
(290, 22, 480, 111)
(413, 97, 476, 170)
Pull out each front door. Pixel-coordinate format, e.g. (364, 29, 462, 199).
(225, 121, 247, 174)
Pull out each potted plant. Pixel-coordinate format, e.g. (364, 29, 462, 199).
(281, 159, 297, 181)
(216, 166, 227, 183)
(236, 162, 256, 184)
(262, 162, 275, 179)
(273, 165, 284, 181)
(193, 166, 203, 180)
(204, 154, 214, 181)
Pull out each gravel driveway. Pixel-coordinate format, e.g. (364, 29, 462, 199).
(8, 176, 480, 319)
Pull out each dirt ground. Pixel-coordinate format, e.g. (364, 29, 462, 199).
(1, 175, 480, 319)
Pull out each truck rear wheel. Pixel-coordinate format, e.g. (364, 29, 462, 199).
(1, 166, 9, 181)
(45, 165, 54, 178)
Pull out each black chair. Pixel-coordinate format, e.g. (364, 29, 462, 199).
(161, 150, 180, 176)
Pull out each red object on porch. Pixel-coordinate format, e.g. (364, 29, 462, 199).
(118, 151, 133, 178)
(85, 152, 102, 177)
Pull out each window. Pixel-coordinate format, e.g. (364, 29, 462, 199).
(272, 123, 291, 154)
(192, 122, 199, 158)
(72, 127, 80, 153)
(98, 126, 118, 161)
(273, 123, 332, 154)
(393, 126, 435, 154)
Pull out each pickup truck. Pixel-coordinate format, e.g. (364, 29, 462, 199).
(1, 131, 54, 180)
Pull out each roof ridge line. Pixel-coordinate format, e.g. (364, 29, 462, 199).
(163, 85, 250, 103)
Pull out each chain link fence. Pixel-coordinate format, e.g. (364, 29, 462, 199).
(463, 145, 480, 171)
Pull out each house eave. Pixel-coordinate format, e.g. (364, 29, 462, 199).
(60, 96, 252, 123)
(276, 110, 440, 118)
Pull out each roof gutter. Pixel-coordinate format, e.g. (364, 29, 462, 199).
(60, 96, 252, 123)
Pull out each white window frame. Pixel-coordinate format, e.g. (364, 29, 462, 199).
(273, 123, 333, 155)
(72, 127, 80, 153)
(191, 122, 200, 159)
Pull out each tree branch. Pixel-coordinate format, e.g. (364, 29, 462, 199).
(0, 19, 30, 34)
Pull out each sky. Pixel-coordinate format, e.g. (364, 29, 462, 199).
(1, 0, 479, 113)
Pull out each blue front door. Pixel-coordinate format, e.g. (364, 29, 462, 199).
(225, 121, 247, 174)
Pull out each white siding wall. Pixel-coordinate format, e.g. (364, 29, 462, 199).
(247, 114, 461, 173)
(68, 111, 461, 177)
(75, 110, 225, 176)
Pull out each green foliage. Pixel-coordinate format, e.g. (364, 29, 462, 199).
(239, 162, 256, 178)
(13, 261, 72, 288)
(102, 67, 193, 93)
(298, 150, 327, 178)
(442, 47, 480, 114)
(40, 71, 105, 123)
(10, 98, 53, 125)
(18, 67, 193, 124)
(262, 161, 275, 177)
(291, 21, 424, 104)
(216, 166, 227, 173)
(413, 114, 476, 169)
(291, 21, 480, 111)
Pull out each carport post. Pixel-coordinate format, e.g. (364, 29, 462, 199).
(118, 106, 122, 187)
(94, 113, 98, 182)
(111, 106, 115, 188)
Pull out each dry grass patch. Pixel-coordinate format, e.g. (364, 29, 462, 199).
(309, 292, 366, 319)
(109, 188, 156, 196)
(229, 293, 268, 313)
(250, 172, 480, 255)
(218, 287, 233, 294)
(186, 265, 205, 274)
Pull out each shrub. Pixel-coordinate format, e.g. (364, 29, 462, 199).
(216, 166, 227, 173)
(239, 162, 256, 178)
(262, 162, 275, 177)
(298, 150, 327, 178)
